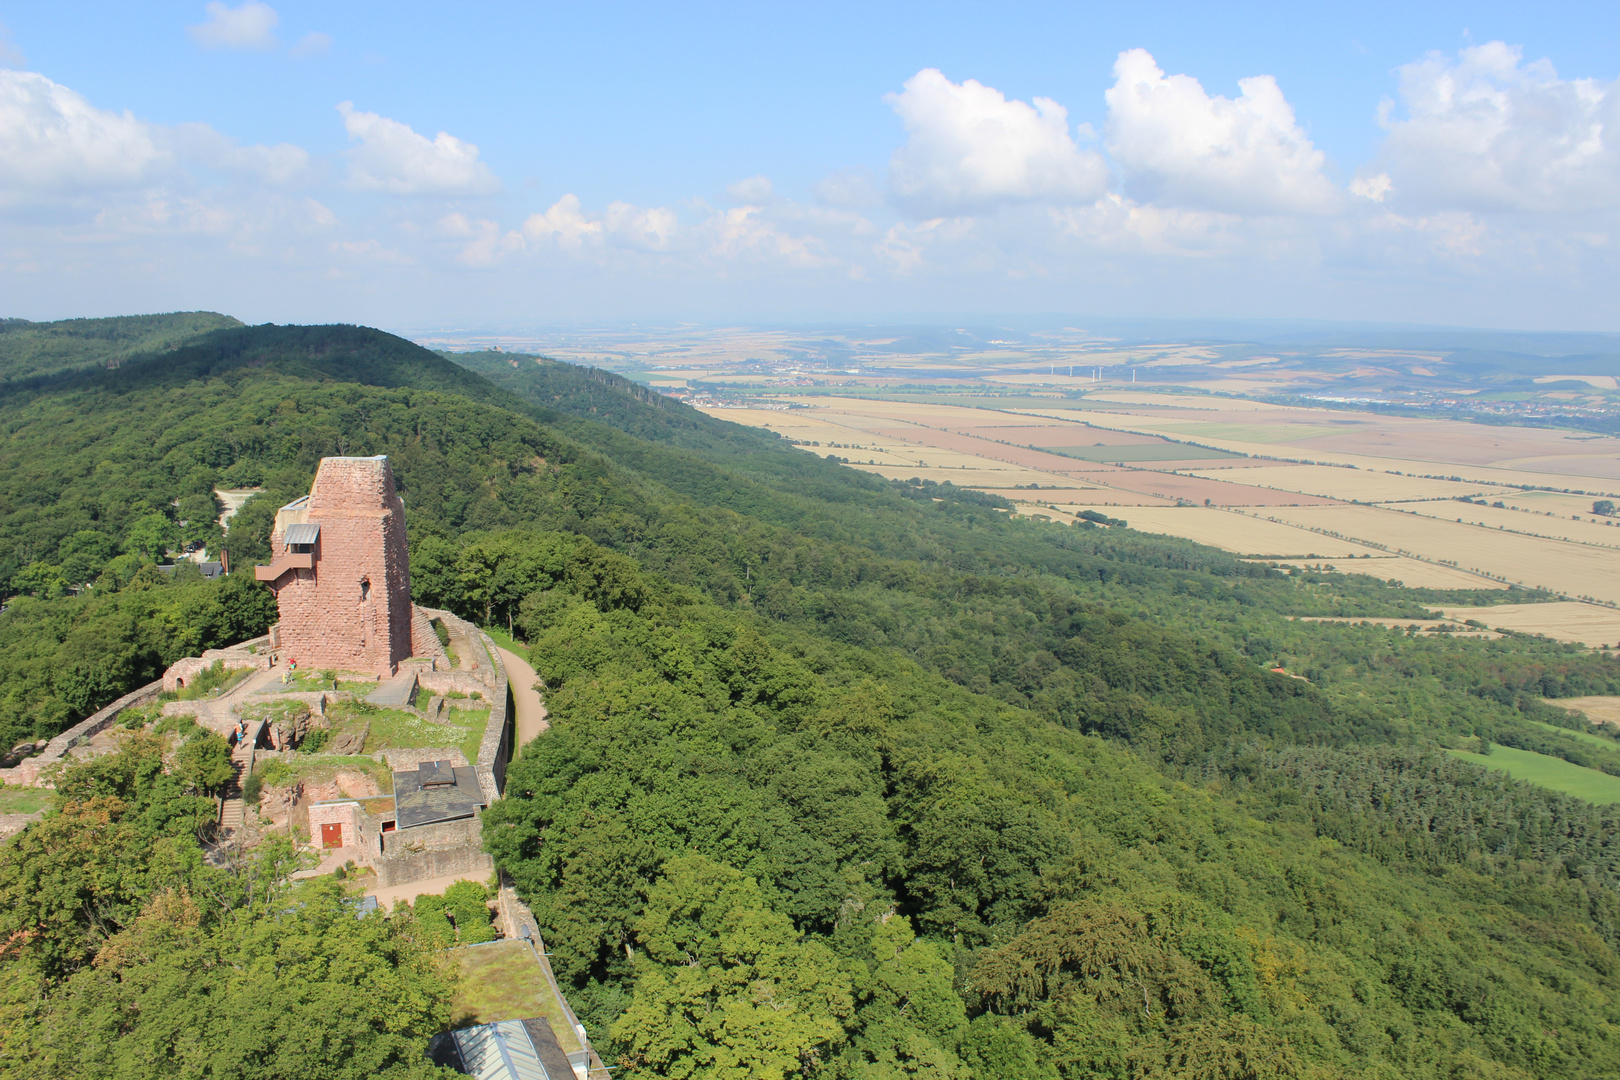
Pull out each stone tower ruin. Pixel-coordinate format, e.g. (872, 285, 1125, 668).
(255, 456, 424, 676)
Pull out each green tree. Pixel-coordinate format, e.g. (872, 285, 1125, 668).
(172, 732, 234, 795)
(123, 512, 177, 562)
(610, 855, 854, 1079)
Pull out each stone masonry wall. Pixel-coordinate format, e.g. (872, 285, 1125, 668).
(0, 678, 165, 787)
(381, 814, 482, 854)
(266, 457, 413, 677)
(373, 845, 493, 889)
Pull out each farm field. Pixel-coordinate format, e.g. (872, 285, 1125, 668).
(707, 392, 1618, 629)
(1105, 507, 1382, 556)
(1437, 603, 1620, 647)
(1379, 499, 1620, 549)
(1527, 719, 1620, 751)
(1546, 697, 1620, 730)
(1184, 464, 1516, 503)
(1006, 405, 1620, 492)
(1258, 505, 1620, 602)
(1447, 745, 1620, 805)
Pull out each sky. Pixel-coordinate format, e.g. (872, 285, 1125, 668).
(5, 2, 1620, 332)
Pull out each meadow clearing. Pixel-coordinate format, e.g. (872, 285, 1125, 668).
(1447, 745, 1620, 805)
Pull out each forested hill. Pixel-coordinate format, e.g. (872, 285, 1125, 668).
(0, 311, 241, 382)
(4, 318, 1620, 1077)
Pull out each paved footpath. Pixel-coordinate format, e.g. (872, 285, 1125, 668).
(364, 869, 491, 910)
(495, 646, 549, 755)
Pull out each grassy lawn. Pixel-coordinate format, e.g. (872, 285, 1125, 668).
(0, 785, 52, 814)
(256, 753, 394, 794)
(1528, 719, 1620, 753)
(480, 625, 526, 653)
(174, 665, 254, 701)
(1448, 745, 1620, 805)
(450, 941, 582, 1054)
(325, 704, 484, 764)
(261, 670, 377, 694)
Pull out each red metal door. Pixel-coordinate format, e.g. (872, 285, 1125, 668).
(321, 823, 343, 848)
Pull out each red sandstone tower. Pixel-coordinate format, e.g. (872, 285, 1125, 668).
(255, 456, 417, 676)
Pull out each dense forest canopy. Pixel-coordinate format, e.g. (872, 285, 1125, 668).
(2, 321, 1620, 1077)
(0, 312, 241, 382)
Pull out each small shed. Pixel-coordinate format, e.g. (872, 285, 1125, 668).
(393, 759, 482, 829)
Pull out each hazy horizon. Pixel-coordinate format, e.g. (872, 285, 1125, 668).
(6, 3, 1620, 329)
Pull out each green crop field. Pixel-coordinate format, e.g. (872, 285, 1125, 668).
(1448, 745, 1620, 804)
(1528, 719, 1620, 753)
(1040, 442, 1241, 462)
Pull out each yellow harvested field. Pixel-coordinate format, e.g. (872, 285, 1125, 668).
(1085, 392, 1293, 412)
(1030, 409, 1620, 494)
(1380, 500, 1620, 550)
(1437, 603, 1620, 647)
(1025, 490, 1177, 507)
(1252, 505, 1620, 603)
(1113, 507, 1384, 557)
(715, 395, 1618, 603)
(848, 463, 1074, 487)
(1258, 555, 1505, 590)
(1545, 697, 1620, 729)
(1495, 490, 1620, 517)
(1186, 465, 1514, 503)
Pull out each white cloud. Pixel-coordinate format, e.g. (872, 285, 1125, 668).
(522, 194, 604, 248)
(168, 122, 311, 185)
(1350, 173, 1392, 202)
(815, 168, 881, 209)
(726, 175, 774, 205)
(0, 24, 24, 68)
(290, 31, 332, 58)
(0, 70, 169, 194)
(886, 68, 1110, 216)
(605, 202, 679, 250)
(1376, 42, 1620, 212)
(1105, 49, 1338, 215)
(337, 102, 500, 196)
(188, 2, 279, 51)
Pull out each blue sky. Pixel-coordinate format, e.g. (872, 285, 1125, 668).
(5, 2, 1620, 330)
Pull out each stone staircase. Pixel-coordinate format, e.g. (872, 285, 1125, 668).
(217, 720, 261, 835)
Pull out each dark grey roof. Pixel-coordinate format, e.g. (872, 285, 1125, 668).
(283, 522, 321, 545)
(420, 760, 455, 787)
(393, 761, 482, 828)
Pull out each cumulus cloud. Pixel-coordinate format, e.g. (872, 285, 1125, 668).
(0, 24, 24, 69)
(726, 175, 774, 205)
(167, 122, 311, 185)
(337, 102, 500, 196)
(290, 31, 332, 58)
(0, 68, 319, 200)
(188, 2, 279, 50)
(1105, 49, 1338, 215)
(886, 68, 1110, 216)
(815, 168, 881, 209)
(0, 70, 169, 194)
(1375, 42, 1620, 212)
(522, 195, 604, 248)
